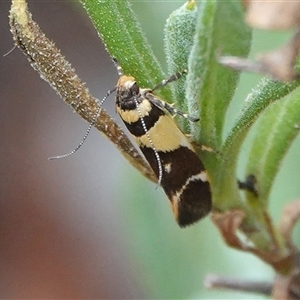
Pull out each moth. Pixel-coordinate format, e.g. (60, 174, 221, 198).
(113, 61, 211, 227)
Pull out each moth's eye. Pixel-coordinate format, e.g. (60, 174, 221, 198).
(131, 82, 139, 95)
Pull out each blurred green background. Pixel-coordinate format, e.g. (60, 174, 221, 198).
(1, 1, 299, 298)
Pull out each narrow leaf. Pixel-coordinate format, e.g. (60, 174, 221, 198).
(164, 0, 198, 131)
(186, 0, 252, 149)
(245, 87, 300, 206)
(80, 0, 172, 100)
(216, 78, 299, 210)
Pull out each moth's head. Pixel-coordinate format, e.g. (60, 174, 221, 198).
(116, 75, 140, 101)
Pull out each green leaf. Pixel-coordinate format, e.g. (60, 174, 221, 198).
(186, 0, 252, 150)
(80, 0, 172, 100)
(164, 0, 198, 131)
(245, 86, 300, 207)
(216, 78, 299, 210)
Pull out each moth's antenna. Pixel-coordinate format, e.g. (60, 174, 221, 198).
(152, 69, 187, 92)
(133, 97, 163, 186)
(3, 45, 17, 57)
(48, 87, 116, 160)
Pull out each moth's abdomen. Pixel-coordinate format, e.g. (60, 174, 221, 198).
(141, 145, 211, 227)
